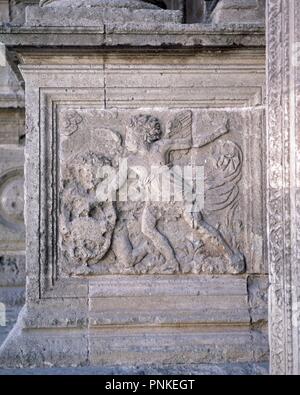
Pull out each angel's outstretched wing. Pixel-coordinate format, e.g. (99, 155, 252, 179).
(166, 111, 192, 139)
(204, 140, 243, 212)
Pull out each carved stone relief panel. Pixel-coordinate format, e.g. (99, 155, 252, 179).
(16, 51, 265, 301)
(57, 107, 264, 277)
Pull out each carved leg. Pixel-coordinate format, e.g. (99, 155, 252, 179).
(112, 226, 134, 268)
(113, 225, 147, 268)
(141, 204, 179, 273)
(131, 242, 148, 265)
(183, 209, 245, 273)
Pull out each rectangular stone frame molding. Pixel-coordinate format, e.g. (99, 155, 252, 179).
(267, 0, 300, 375)
(20, 52, 266, 301)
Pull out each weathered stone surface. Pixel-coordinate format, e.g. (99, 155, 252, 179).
(0, 6, 26, 349)
(0, 306, 23, 348)
(0, 64, 24, 109)
(0, 24, 265, 49)
(0, 1, 205, 26)
(25, 0, 183, 26)
(185, 0, 205, 22)
(0, 19, 24, 109)
(0, 255, 25, 287)
(2, 1, 40, 25)
(0, 255, 25, 352)
(0, 43, 268, 368)
(56, 107, 260, 276)
(89, 276, 250, 326)
(0, 287, 25, 307)
(266, 0, 300, 375)
(211, 0, 265, 24)
(0, 362, 269, 375)
(0, 315, 268, 368)
(248, 275, 268, 324)
(89, 328, 268, 366)
(12, 52, 264, 285)
(0, 110, 25, 145)
(0, 0, 273, 373)
(0, 313, 89, 368)
(0, 146, 25, 254)
(0, 1, 9, 23)
(39, 0, 160, 9)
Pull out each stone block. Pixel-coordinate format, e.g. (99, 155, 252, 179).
(0, 23, 265, 49)
(89, 276, 250, 327)
(0, 318, 89, 368)
(104, 51, 265, 108)
(89, 327, 269, 366)
(23, 299, 89, 329)
(25, 1, 183, 27)
(248, 275, 268, 324)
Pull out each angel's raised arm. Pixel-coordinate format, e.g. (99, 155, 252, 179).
(161, 136, 193, 153)
(193, 120, 230, 148)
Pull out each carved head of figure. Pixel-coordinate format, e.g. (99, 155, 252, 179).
(126, 114, 162, 152)
(64, 152, 112, 194)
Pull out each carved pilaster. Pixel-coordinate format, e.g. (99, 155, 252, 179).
(267, 0, 300, 375)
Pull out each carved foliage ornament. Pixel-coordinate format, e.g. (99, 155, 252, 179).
(62, 110, 83, 136)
